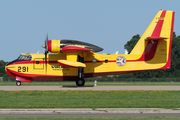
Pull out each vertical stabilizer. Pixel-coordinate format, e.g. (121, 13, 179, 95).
(129, 10, 174, 69)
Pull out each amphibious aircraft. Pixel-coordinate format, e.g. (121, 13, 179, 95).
(5, 10, 175, 86)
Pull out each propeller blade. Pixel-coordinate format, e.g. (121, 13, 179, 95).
(44, 34, 48, 74)
(45, 34, 48, 52)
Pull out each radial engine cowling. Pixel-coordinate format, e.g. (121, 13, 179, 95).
(47, 39, 103, 53)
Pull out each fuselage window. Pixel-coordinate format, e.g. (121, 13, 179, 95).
(105, 59, 108, 63)
(92, 59, 97, 63)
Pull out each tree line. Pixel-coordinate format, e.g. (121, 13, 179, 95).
(0, 60, 13, 81)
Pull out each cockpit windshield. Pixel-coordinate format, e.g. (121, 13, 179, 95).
(17, 55, 22, 60)
(17, 55, 32, 60)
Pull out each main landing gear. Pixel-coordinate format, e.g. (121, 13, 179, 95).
(76, 78, 85, 86)
(16, 81, 21, 86)
(76, 56, 85, 86)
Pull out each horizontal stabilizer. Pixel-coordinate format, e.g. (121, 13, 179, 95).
(146, 36, 167, 40)
(58, 60, 86, 68)
(61, 46, 93, 52)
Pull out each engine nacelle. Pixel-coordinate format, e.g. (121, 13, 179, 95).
(47, 39, 103, 53)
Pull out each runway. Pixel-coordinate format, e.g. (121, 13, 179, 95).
(1, 113, 180, 117)
(0, 85, 180, 91)
(1, 108, 180, 117)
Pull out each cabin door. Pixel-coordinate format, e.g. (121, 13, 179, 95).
(33, 58, 44, 69)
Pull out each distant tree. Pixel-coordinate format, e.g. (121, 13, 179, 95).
(170, 32, 180, 77)
(3, 74, 14, 81)
(0, 60, 7, 77)
(124, 34, 140, 54)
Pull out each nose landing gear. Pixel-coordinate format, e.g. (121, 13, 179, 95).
(16, 81, 21, 86)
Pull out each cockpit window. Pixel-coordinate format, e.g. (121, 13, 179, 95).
(17, 55, 32, 60)
(17, 55, 22, 60)
(27, 55, 32, 60)
(21, 55, 27, 60)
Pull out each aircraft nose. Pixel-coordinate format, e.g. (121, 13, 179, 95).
(5, 65, 7, 72)
(6, 59, 16, 66)
(5, 62, 11, 72)
(5, 59, 18, 72)
(5, 61, 17, 79)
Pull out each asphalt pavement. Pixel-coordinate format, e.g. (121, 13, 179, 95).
(1, 108, 180, 117)
(1, 86, 180, 91)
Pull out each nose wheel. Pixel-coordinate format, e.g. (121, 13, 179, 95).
(16, 81, 21, 86)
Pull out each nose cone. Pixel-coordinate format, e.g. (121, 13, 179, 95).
(5, 65, 7, 72)
(5, 60, 17, 79)
(5, 62, 10, 73)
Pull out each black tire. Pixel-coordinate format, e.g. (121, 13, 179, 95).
(16, 81, 21, 86)
(76, 78, 85, 86)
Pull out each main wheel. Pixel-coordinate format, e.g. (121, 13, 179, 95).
(76, 78, 85, 86)
(16, 81, 21, 86)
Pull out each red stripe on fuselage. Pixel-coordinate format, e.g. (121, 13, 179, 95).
(7, 60, 59, 65)
(7, 61, 34, 65)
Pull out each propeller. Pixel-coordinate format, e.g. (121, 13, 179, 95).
(45, 34, 48, 56)
(44, 34, 48, 74)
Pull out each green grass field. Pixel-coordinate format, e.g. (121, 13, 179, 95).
(0, 81, 180, 86)
(0, 117, 180, 120)
(0, 90, 180, 108)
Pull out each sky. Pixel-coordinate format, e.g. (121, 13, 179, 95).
(1, 0, 180, 61)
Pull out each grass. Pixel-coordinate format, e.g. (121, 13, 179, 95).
(0, 90, 180, 108)
(0, 117, 180, 120)
(0, 81, 180, 86)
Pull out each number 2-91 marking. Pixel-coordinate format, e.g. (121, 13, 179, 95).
(18, 66, 28, 72)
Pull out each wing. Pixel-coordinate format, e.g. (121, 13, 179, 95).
(45, 40, 102, 68)
(58, 45, 93, 68)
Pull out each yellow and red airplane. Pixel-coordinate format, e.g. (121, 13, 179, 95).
(5, 10, 175, 86)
